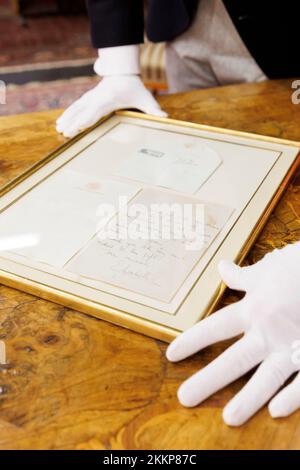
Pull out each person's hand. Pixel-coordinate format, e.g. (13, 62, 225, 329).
(166, 242, 300, 426)
(56, 75, 167, 138)
(56, 44, 167, 138)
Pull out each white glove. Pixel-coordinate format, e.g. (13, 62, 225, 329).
(166, 242, 300, 426)
(56, 45, 167, 138)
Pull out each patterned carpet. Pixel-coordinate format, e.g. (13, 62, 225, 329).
(0, 14, 95, 68)
(0, 76, 100, 116)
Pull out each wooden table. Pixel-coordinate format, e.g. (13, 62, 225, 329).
(0, 79, 300, 450)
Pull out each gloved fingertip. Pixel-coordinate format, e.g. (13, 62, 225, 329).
(177, 383, 198, 408)
(63, 129, 79, 139)
(218, 260, 236, 277)
(140, 106, 168, 118)
(56, 115, 69, 127)
(268, 400, 288, 419)
(166, 341, 181, 362)
(56, 116, 73, 132)
(154, 109, 168, 118)
(218, 260, 246, 291)
(222, 405, 245, 427)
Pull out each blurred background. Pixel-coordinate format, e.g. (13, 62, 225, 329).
(0, 0, 167, 116)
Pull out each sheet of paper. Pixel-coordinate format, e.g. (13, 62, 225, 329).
(114, 142, 222, 194)
(66, 188, 233, 303)
(0, 170, 140, 267)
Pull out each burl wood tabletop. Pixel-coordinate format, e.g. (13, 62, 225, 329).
(0, 79, 300, 450)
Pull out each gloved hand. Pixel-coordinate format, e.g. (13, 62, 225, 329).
(56, 45, 167, 138)
(166, 242, 300, 426)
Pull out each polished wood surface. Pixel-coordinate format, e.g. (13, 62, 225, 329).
(0, 79, 300, 450)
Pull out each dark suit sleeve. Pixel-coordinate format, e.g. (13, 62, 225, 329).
(147, 0, 199, 42)
(224, 0, 300, 79)
(86, 0, 145, 48)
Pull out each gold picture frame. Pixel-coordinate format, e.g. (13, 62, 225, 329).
(0, 111, 299, 342)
